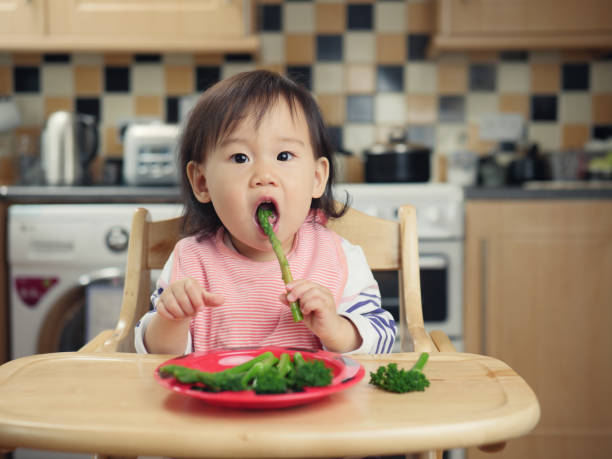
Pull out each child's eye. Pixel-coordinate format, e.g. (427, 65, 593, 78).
(277, 151, 294, 161)
(231, 153, 249, 163)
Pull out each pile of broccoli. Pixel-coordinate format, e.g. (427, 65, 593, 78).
(160, 351, 333, 395)
(369, 352, 431, 393)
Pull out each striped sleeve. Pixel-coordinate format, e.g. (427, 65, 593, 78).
(337, 238, 397, 354)
(134, 252, 193, 355)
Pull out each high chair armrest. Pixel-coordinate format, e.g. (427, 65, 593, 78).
(79, 330, 115, 353)
(430, 330, 457, 352)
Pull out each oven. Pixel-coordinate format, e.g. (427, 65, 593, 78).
(335, 183, 465, 459)
(334, 183, 465, 352)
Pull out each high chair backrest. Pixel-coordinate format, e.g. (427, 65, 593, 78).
(87, 205, 431, 354)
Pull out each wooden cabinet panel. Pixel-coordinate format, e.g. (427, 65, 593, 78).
(48, 0, 253, 50)
(0, 0, 257, 52)
(435, 0, 612, 51)
(464, 201, 612, 459)
(0, 0, 45, 38)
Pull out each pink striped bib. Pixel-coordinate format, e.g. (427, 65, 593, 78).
(171, 219, 348, 351)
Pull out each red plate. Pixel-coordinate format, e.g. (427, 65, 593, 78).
(154, 346, 365, 409)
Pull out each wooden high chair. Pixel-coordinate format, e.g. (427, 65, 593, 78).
(0, 205, 539, 459)
(82, 204, 451, 355)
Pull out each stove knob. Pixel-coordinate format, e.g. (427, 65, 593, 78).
(424, 206, 441, 223)
(106, 226, 129, 252)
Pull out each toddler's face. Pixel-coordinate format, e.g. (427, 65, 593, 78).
(187, 98, 329, 261)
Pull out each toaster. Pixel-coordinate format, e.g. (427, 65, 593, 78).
(123, 123, 180, 186)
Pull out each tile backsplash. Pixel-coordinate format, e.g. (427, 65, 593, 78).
(1, 0, 611, 182)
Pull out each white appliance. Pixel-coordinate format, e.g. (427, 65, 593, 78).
(335, 183, 465, 459)
(123, 123, 180, 186)
(335, 183, 464, 349)
(8, 203, 182, 459)
(8, 203, 182, 360)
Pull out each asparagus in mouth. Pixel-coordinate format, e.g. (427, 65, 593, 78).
(257, 205, 303, 322)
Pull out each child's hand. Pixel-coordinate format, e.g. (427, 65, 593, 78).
(285, 280, 362, 353)
(156, 278, 224, 321)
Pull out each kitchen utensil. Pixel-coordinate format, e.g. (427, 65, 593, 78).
(123, 123, 180, 186)
(506, 143, 549, 185)
(364, 129, 431, 183)
(41, 111, 98, 185)
(447, 150, 478, 186)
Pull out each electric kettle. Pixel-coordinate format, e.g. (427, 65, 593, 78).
(41, 111, 98, 185)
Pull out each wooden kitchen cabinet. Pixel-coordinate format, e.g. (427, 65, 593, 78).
(434, 0, 612, 52)
(464, 200, 612, 458)
(0, 0, 258, 53)
(0, 0, 45, 39)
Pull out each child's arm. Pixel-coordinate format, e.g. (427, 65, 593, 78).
(143, 278, 224, 354)
(334, 240, 396, 354)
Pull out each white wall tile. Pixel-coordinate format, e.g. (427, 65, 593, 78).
(345, 33, 375, 63)
(375, 2, 406, 33)
(221, 63, 256, 80)
(13, 95, 44, 126)
(132, 64, 164, 95)
(466, 93, 499, 124)
(406, 63, 437, 94)
(102, 94, 133, 124)
(528, 123, 560, 151)
(498, 63, 530, 93)
(560, 92, 591, 123)
(435, 124, 467, 154)
(42, 65, 74, 96)
(284, 3, 314, 33)
(591, 61, 612, 92)
(344, 124, 375, 156)
(260, 34, 285, 64)
(375, 93, 406, 124)
(313, 63, 344, 94)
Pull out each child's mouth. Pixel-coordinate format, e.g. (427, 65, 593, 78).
(255, 200, 279, 233)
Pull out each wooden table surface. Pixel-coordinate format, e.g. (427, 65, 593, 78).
(0, 351, 540, 458)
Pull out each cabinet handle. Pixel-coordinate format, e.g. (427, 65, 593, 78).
(480, 238, 488, 355)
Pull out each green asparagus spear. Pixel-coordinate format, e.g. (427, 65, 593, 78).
(257, 207, 303, 322)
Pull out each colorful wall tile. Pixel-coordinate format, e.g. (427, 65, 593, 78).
(0, 0, 611, 181)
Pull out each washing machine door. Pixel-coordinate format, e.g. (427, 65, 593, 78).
(36, 268, 126, 354)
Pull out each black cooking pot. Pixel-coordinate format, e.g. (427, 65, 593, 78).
(365, 143, 431, 183)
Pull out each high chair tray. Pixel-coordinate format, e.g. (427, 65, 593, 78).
(0, 351, 539, 458)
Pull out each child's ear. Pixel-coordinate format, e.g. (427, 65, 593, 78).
(187, 161, 211, 203)
(312, 157, 330, 199)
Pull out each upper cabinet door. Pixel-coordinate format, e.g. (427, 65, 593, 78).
(47, 0, 256, 52)
(0, 0, 45, 39)
(434, 0, 612, 52)
(0, 0, 257, 53)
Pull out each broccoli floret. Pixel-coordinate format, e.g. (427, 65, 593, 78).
(289, 352, 333, 391)
(253, 367, 289, 394)
(369, 352, 430, 393)
(160, 351, 333, 395)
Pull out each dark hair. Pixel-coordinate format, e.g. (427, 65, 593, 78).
(178, 70, 347, 239)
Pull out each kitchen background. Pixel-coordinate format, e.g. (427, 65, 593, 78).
(1, 2, 611, 459)
(1, 0, 611, 186)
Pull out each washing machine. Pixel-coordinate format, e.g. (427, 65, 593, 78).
(8, 203, 182, 459)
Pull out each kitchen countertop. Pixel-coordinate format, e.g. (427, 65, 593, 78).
(0, 185, 182, 203)
(465, 181, 612, 200)
(2, 182, 612, 203)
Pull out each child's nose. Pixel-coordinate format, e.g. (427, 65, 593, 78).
(250, 169, 278, 187)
